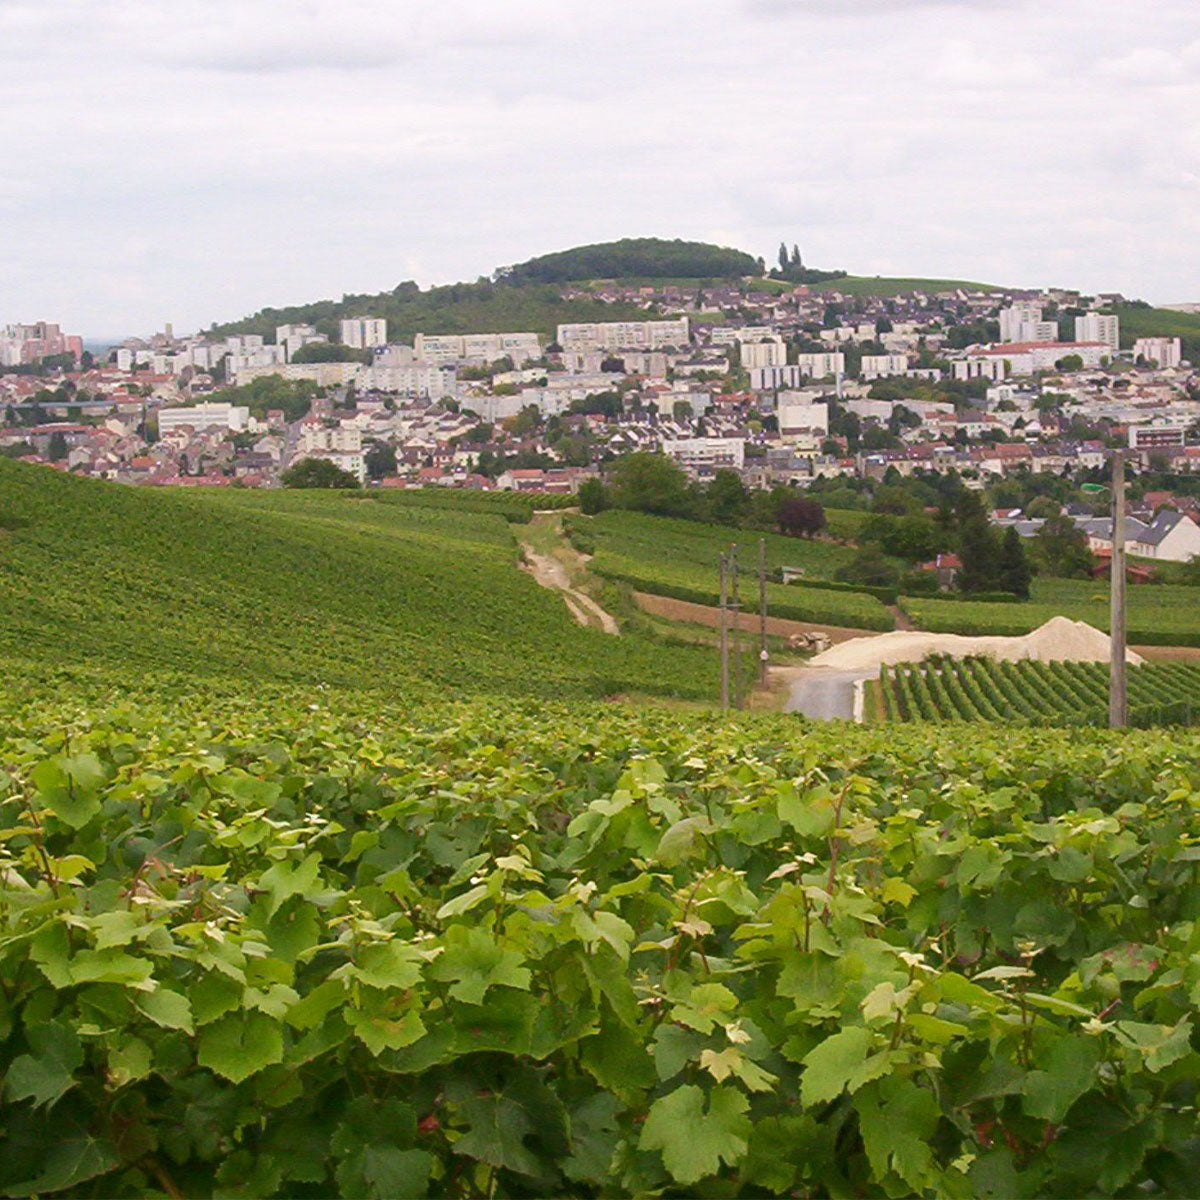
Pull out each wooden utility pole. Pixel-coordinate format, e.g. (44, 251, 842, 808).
(758, 538, 768, 685)
(719, 553, 730, 711)
(730, 544, 741, 710)
(1109, 449, 1128, 728)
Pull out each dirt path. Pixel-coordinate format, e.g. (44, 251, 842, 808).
(522, 547, 619, 634)
(633, 592, 877, 643)
(518, 516, 619, 635)
(889, 604, 915, 631)
(771, 665, 877, 721)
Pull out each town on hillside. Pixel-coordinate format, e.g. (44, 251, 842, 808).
(3, 276, 1199, 562)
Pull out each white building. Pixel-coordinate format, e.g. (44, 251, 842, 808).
(236, 361, 359, 387)
(1128, 418, 1190, 451)
(739, 339, 787, 370)
(340, 318, 388, 349)
(412, 332, 541, 366)
(356, 363, 456, 398)
(954, 341, 1110, 379)
(555, 318, 690, 352)
(296, 422, 365, 481)
(275, 324, 324, 361)
(1133, 337, 1183, 368)
(661, 437, 745, 474)
(1074, 312, 1119, 352)
(778, 398, 830, 440)
(860, 353, 910, 379)
(157, 402, 250, 436)
(999, 303, 1057, 344)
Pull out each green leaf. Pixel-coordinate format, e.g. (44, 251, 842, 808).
(1024, 1036, 1100, 1121)
(655, 816, 711, 866)
(639, 1084, 750, 1185)
(5, 1127, 118, 1195)
(258, 853, 322, 918)
(137, 988, 194, 1034)
(800, 1026, 873, 1107)
(69, 947, 154, 986)
(855, 1076, 938, 1190)
(777, 782, 835, 838)
(5, 1021, 83, 1108)
(347, 995, 426, 1055)
(563, 1093, 623, 1185)
(332, 1098, 430, 1200)
(428, 925, 529, 1004)
(349, 940, 423, 990)
(197, 1012, 284, 1083)
(1115, 1019, 1193, 1073)
(30, 756, 105, 829)
(107, 1036, 153, 1086)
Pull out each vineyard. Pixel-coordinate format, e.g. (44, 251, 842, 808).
(374, 487, 577, 523)
(0, 460, 715, 702)
(571, 510, 896, 630)
(7, 463, 1200, 1197)
(878, 657, 1200, 727)
(900, 577, 1200, 646)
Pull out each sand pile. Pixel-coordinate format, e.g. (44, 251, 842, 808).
(810, 616, 1143, 672)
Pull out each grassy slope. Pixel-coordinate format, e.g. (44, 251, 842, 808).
(0, 461, 718, 701)
(805, 276, 1003, 297)
(1111, 303, 1200, 360)
(573, 509, 895, 630)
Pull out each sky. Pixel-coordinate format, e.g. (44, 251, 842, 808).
(2, 0, 1198, 337)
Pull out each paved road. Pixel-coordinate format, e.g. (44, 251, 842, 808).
(784, 668, 877, 721)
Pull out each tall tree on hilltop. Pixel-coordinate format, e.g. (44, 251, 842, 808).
(997, 527, 1032, 598)
(778, 242, 789, 273)
(791, 244, 802, 267)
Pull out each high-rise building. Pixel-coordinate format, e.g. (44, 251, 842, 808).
(1074, 312, 1119, 352)
(998, 303, 1056, 344)
(1132, 337, 1183, 368)
(340, 318, 388, 349)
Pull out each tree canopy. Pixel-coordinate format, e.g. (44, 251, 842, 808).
(495, 238, 760, 284)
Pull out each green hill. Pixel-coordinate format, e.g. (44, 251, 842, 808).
(0, 460, 715, 701)
(496, 237, 760, 284)
(1110, 302, 1200, 362)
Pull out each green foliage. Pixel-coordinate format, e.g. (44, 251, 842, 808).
(1110, 302, 1200, 363)
(496, 237, 760, 284)
(1031, 514, 1096, 578)
(290, 342, 371, 364)
(577, 477, 608, 516)
(203, 374, 320, 422)
(3, 688, 1200, 1195)
(281, 457, 361, 489)
(609, 452, 692, 517)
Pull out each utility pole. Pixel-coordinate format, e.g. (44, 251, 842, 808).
(730, 543, 741, 710)
(1109, 449, 1127, 728)
(758, 538, 768, 685)
(719, 553, 729, 711)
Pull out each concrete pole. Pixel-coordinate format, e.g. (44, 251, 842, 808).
(730, 544, 741, 710)
(719, 554, 729, 711)
(759, 538, 769, 685)
(1109, 449, 1128, 729)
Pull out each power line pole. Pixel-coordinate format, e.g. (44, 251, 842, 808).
(719, 553, 729, 711)
(1109, 449, 1127, 728)
(759, 538, 768, 686)
(730, 543, 741, 710)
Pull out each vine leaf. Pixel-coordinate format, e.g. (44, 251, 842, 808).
(196, 1012, 284, 1082)
(639, 1084, 750, 1185)
(5, 1021, 83, 1108)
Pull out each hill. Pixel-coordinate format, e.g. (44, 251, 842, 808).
(0, 460, 716, 702)
(1110, 301, 1200, 362)
(495, 237, 761, 284)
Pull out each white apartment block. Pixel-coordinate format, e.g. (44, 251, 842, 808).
(954, 341, 1110, 380)
(157, 402, 250, 436)
(1128, 418, 1189, 450)
(739, 339, 787, 370)
(356, 364, 456, 398)
(228, 346, 287, 377)
(660, 437, 745, 473)
(860, 354, 910, 379)
(413, 332, 541, 366)
(299, 423, 362, 455)
(236, 361, 360, 387)
(555, 317, 690, 352)
(778, 399, 830, 440)
(340, 317, 388, 349)
(1133, 337, 1183, 368)
(275, 324, 324, 361)
(999, 303, 1056, 344)
(795, 352, 845, 378)
(750, 358, 845, 389)
(1074, 312, 1119, 352)
(709, 326, 775, 346)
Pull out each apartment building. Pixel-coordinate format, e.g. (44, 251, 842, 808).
(861, 353, 910, 379)
(555, 317, 690, 352)
(1074, 312, 1119, 352)
(413, 332, 541, 366)
(157, 402, 250, 436)
(340, 317, 388, 349)
(1133, 337, 1183, 368)
(739, 339, 787, 370)
(660, 436, 745, 474)
(356, 363, 456, 398)
(999, 303, 1057, 344)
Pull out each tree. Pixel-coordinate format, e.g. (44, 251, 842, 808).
(1030, 514, 1094, 578)
(281, 457, 360, 489)
(777, 496, 827, 539)
(290, 343, 370, 364)
(957, 514, 1000, 594)
(834, 550, 898, 589)
(1056, 354, 1084, 372)
(364, 441, 397, 481)
(791, 244, 802, 268)
(47, 431, 68, 462)
(610, 452, 692, 517)
(778, 242, 789, 273)
(577, 477, 608, 515)
(997, 527, 1032, 599)
(707, 470, 748, 526)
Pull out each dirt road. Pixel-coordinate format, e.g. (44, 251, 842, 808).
(523, 548, 619, 635)
(777, 666, 878, 721)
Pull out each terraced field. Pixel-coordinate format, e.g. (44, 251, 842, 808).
(878, 657, 1200, 726)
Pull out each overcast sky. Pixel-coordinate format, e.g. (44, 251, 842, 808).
(2, 0, 1198, 337)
